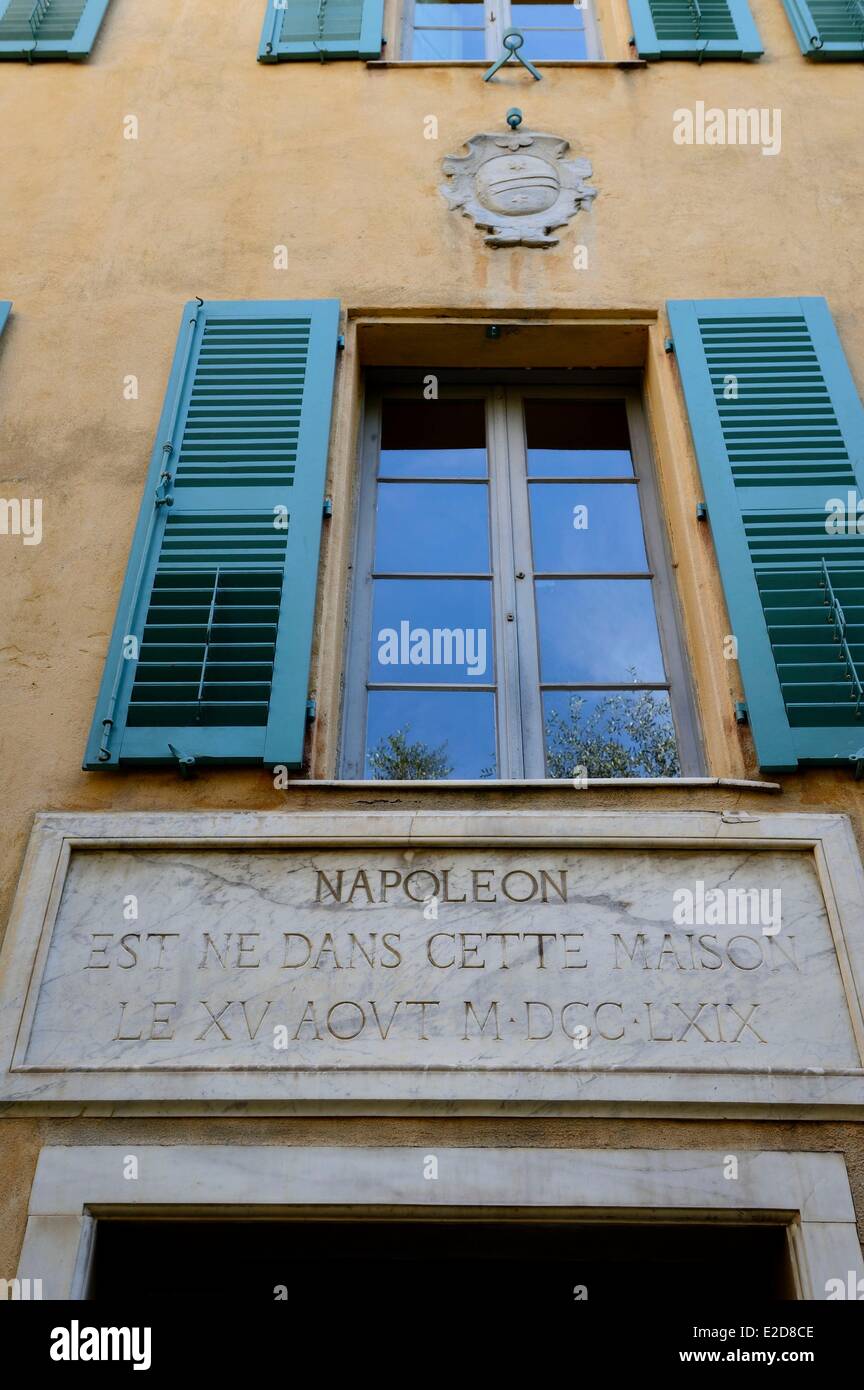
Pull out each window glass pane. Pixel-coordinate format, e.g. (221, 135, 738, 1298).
(543, 689, 680, 778)
(525, 399, 633, 477)
(529, 482, 647, 572)
(411, 27, 486, 58)
(375, 483, 490, 573)
(511, 2, 586, 22)
(413, 1, 485, 22)
(366, 689, 497, 779)
(519, 29, 588, 57)
(535, 579, 665, 683)
(380, 398, 487, 477)
(370, 579, 493, 683)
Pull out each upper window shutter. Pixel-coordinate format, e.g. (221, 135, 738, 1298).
(84, 299, 341, 772)
(0, 0, 112, 59)
(668, 296, 864, 771)
(780, 0, 864, 57)
(258, 0, 384, 60)
(0, 302, 9, 336)
(628, 0, 763, 57)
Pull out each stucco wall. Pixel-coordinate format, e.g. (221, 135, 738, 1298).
(0, 0, 862, 1283)
(0, 0, 861, 902)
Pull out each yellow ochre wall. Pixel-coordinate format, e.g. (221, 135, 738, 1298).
(0, 0, 862, 1278)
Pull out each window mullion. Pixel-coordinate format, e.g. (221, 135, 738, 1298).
(583, 0, 604, 58)
(399, 0, 417, 59)
(504, 389, 546, 778)
(485, 0, 504, 57)
(487, 388, 523, 778)
(340, 393, 382, 778)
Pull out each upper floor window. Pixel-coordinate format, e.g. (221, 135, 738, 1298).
(402, 0, 602, 60)
(342, 383, 701, 780)
(0, 0, 112, 60)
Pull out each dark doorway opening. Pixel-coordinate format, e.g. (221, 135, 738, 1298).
(89, 1217, 795, 1305)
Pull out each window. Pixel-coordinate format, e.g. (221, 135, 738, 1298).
(0, 0, 112, 60)
(343, 383, 701, 780)
(779, 0, 864, 59)
(401, 0, 602, 60)
(258, 0, 385, 61)
(627, 0, 762, 60)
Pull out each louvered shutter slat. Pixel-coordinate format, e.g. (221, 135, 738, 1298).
(85, 300, 340, 770)
(258, 0, 384, 60)
(629, 0, 762, 57)
(668, 297, 864, 770)
(780, 0, 864, 57)
(0, 0, 111, 57)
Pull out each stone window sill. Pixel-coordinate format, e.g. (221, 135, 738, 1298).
(282, 777, 782, 792)
(367, 58, 646, 69)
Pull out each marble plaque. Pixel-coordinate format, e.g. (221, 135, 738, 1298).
(1, 811, 864, 1112)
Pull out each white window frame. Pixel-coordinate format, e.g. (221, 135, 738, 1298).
(15, 1145, 863, 1299)
(400, 0, 603, 61)
(341, 381, 703, 780)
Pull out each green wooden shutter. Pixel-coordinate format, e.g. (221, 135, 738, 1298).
(84, 299, 340, 771)
(258, 0, 384, 60)
(780, 0, 864, 57)
(629, 0, 762, 57)
(668, 297, 864, 771)
(0, 0, 111, 59)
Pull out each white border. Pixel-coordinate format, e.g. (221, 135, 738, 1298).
(14, 1145, 863, 1300)
(1, 810, 864, 1114)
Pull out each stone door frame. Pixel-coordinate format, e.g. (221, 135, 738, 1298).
(15, 1144, 864, 1300)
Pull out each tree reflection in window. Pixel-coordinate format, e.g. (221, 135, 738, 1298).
(368, 725, 453, 780)
(544, 686, 681, 779)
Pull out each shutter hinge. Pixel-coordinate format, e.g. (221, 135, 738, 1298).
(664, 337, 675, 354)
(336, 334, 345, 351)
(155, 443, 175, 507)
(850, 748, 864, 780)
(306, 697, 317, 723)
(696, 501, 708, 520)
(168, 743, 196, 777)
(97, 717, 114, 763)
(735, 702, 749, 725)
(323, 496, 333, 518)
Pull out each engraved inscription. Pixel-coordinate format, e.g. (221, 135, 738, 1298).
(17, 846, 859, 1073)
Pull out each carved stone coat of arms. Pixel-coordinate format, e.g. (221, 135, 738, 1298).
(440, 128, 596, 248)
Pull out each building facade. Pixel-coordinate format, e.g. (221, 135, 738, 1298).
(1, 0, 863, 1305)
